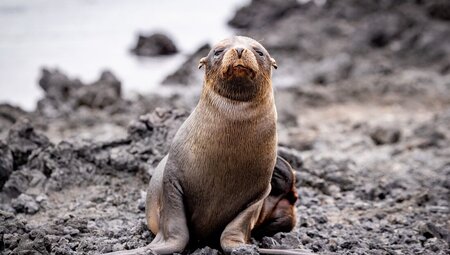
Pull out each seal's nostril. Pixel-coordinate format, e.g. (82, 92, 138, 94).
(235, 48, 244, 58)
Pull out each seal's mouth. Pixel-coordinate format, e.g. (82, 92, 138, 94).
(225, 63, 256, 79)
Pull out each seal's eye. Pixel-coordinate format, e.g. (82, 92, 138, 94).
(255, 50, 264, 57)
(214, 49, 224, 58)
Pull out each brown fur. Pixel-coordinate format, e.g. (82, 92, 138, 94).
(104, 36, 308, 255)
(157, 36, 278, 248)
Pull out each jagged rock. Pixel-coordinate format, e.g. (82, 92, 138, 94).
(279, 128, 318, 151)
(397, 22, 450, 66)
(413, 119, 447, 148)
(11, 194, 40, 214)
(37, 68, 83, 117)
(190, 246, 220, 255)
(131, 33, 178, 56)
(6, 119, 51, 168)
(75, 71, 122, 109)
(2, 169, 32, 198)
(363, 13, 412, 48)
(427, 0, 450, 21)
(312, 53, 353, 85)
(3, 168, 46, 199)
(38, 69, 83, 101)
(302, 157, 356, 192)
(0, 104, 29, 135)
(37, 69, 123, 117)
(228, 0, 299, 29)
(418, 222, 450, 245)
(0, 210, 30, 235)
(26, 141, 98, 192)
(12, 231, 51, 255)
(162, 43, 211, 86)
(0, 141, 13, 190)
(1, 107, 189, 201)
(370, 126, 401, 145)
(231, 245, 259, 255)
(127, 108, 189, 165)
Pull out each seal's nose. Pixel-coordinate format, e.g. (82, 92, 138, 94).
(235, 48, 244, 58)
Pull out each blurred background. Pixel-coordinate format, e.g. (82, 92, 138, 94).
(0, 0, 246, 110)
(0, 1, 449, 254)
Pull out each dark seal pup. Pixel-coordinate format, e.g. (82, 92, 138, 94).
(106, 36, 311, 255)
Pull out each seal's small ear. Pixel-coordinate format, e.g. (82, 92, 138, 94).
(198, 57, 207, 69)
(271, 57, 278, 69)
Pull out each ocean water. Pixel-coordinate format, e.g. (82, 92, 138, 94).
(0, 0, 247, 110)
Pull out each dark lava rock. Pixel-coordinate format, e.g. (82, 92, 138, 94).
(362, 13, 412, 48)
(190, 246, 220, 255)
(37, 68, 83, 116)
(11, 194, 40, 214)
(75, 70, 121, 109)
(2, 107, 188, 201)
(302, 157, 357, 192)
(11, 231, 51, 255)
(0, 103, 28, 130)
(127, 108, 189, 164)
(162, 43, 211, 86)
(228, 0, 299, 29)
(3, 168, 47, 198)
(413, 121, 447, 148)
(419, 222, 450, 246)
(231, 245, 259, 255)
(357, 178, 410, 202)
(131, 33, 178, 57)
(312, 53, 353, 85)
(39, 68, 83, 101)
(6, 119, 51, 168)
(0, 141, 13, 189)
(0, 210, 29, 235)
(27, 141, 99, 192)
(427, 0, 450, 21)
(37, 69, 123, 117)
(370, 126, 401, 145)
(398, 23, 450, 66)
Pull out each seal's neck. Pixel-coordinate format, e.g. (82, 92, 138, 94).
(198, 85, 275, 122)
(210, 77, 261, 102)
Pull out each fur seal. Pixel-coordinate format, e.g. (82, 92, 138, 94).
(105, 36, 310, 255)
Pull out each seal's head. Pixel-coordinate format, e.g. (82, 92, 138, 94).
(199, 36, 277, 102)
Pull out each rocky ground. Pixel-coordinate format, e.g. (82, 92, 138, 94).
(1, 0, 449, 254)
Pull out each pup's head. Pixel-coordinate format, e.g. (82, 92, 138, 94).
(199, 36, 277, 102)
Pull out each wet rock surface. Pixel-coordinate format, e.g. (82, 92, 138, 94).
(1, 0, 450, 254)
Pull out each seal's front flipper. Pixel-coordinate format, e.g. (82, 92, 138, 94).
(146, 171, 189, 254)
(146, 155, 168, 234)
(107, 175, 189, 255)
(105, 161, 189, 255)
(220, 190, 268, 253)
